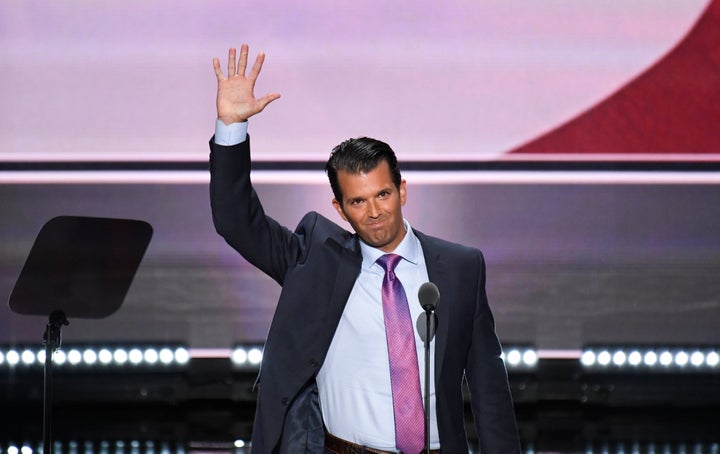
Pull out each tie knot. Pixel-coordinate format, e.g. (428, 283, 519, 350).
(376, 253, 402, 275)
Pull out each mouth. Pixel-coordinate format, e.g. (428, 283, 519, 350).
(366, 218, 386, 228)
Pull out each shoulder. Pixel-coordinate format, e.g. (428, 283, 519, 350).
(297, 211, 358, 248)
(415, 229, 483, 259)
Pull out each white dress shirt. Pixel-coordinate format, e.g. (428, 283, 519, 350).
(316, 223, 439, 450)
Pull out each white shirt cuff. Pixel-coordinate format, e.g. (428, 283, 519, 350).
(214, 119, 248, 145)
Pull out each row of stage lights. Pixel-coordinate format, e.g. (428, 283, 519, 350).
(0, 346, 190, 369)
(0, 441, 258, 454)
(2, 344, 719, 372)
(2, 441, 719, 454)
(228, 345, 540, 370)
(581, 347, 720, 371)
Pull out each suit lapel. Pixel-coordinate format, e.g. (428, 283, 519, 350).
(415, 231, 451, 384)
(324, 235, 363, 335)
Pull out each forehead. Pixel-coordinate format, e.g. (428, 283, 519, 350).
(336, 161, 395, 197)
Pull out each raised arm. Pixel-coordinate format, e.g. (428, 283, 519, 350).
(213, 44, 281, 125)
(210, 45, 300, 284)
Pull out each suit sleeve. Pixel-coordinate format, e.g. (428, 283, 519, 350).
(209, 136, 306, 285)
(465, 250, 522, 453)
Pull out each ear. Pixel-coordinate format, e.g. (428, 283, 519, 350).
(332, 198, 348, 222)
(399, 180, 407, 206)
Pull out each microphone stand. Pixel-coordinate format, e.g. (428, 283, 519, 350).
(417, 281, 439, 454)
(423, 308, 434, 454)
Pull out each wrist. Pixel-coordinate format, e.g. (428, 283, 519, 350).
(218, 116, 248, 126)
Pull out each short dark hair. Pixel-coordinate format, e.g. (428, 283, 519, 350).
(325, 137, 402, 203)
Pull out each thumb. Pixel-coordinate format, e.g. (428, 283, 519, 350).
(256, 93, 282, 111)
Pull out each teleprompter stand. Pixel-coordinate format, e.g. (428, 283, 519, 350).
(8, 216, 153, 454)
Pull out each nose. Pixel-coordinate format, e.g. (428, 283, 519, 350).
(367, 199, 380, 218)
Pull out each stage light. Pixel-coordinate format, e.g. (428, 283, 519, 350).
(0, 350, 4, 365)
(159, 348, 174, 365)
(707, 351, 719, 367)
(68, 349, 83, 365)
(8, 446, 19, 454)
(628, 350, 642, 366)
(644, 351, 658, 367)
(690, 351, 704, 367)
(144, 348, 159, 364)
(659, 351, 673, 367)
(522, 349, 538, 366)
(174, 347, 190, 364)
(248, 348, 263, 365)
(232, 348, 248, 365)
(128, 348, 143, 365)
(54, 350, 67, 365)
(113, 348, 128, 365)
(612, 351, 626, 366)
(21, 446, 33, 454)
(83, 349, 98, 365)
(581, 351, 596, 366)
(674, 351, 689, 367)
(6, 349, 20, 366)
(234, 440, 246, 448)
(21, 349, 36, 365)
(98, 349, 113, 365)
(506, 349, 522, 366)
(597, 350, 611, 366)
(37, 350, 46, 363)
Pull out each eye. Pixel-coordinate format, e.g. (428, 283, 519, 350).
(378, 191, 389, 198)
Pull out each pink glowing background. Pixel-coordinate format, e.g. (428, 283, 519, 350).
(0, 0, 713, 162)
(2, 1, 720, 349)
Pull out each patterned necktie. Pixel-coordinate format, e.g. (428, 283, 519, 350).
(376, 254, 425, 454)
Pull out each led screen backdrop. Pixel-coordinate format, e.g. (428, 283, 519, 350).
(1, 1, 718, 352)
(0, 0, 716, 162)
(1, 182, 719, 350)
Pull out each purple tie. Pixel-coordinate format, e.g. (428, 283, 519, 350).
(377, 254, 425, 454)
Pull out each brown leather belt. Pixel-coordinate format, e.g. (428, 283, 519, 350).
(325, 431, 441, 454)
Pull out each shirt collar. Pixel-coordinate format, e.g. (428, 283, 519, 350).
(359, 219, 419, 271)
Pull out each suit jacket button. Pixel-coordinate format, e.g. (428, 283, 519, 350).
(309, 358, 319, 367)
(281, 397, 289, 406)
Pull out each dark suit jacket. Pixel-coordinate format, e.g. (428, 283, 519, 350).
(210, 137, 521, 453)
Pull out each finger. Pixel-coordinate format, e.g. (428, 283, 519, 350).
(247, 52, 266, 86)
(237, 43, 249, 76)
(212, 57, 224, 81)
(227, 48, 236, 79)
(256, 92, 282, 110)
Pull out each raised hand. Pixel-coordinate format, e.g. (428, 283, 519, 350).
(213, 44, 281, 125)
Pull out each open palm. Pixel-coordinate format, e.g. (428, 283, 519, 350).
(213, 44, 280, 125)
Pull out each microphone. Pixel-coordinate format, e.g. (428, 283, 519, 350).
(418, 282, 440, 311)
(416, 282, 439, 454)
(416, 312, 437, 344)
(417, 282, 440, 342)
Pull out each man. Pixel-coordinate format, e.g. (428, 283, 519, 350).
(210, 44, 521, 453)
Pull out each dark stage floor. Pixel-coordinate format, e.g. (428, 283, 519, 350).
(2, 358, 719, 454)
